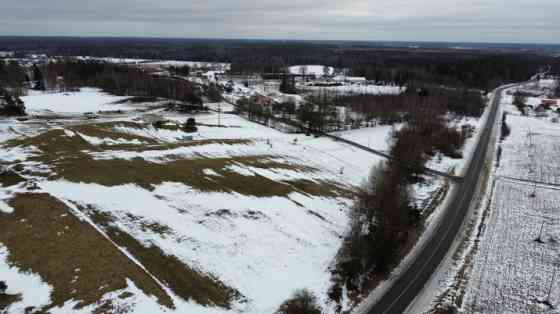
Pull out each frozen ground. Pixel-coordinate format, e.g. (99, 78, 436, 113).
(75, 56, 230, 70)
(21, 88, 133, 114)
(463, 180, 560, 313)
(498, 114, 560, 185)
(0, 78, 487, 313)
(0, 90, 395, 313)
(0, 247, 53, 312)
(289, 65, 334, 77)
(302, 84, 404, 95)
(460, 96, 560, 312)
(421, 79, 560, 313)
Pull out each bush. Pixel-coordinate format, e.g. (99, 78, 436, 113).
(501, 112, 510, 140)
(0, 281, 6, 295)
(183, 118, 197, 133)
(206, 83, 222, 102)
(279, 73, 297, 94)
(512, 92, 527, 115)
(0, 89, 26, 116)
(276, 289, 322, 314)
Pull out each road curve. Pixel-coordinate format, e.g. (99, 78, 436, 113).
(362, 83, 516, 314)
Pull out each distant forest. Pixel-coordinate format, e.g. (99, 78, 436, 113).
(2, 37, 559, 91)
(43, 60, 203, 105)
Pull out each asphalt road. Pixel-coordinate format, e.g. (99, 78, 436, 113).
(363, 83, 514, 314)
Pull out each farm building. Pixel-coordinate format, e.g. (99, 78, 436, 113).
(540, 99, 559, 107)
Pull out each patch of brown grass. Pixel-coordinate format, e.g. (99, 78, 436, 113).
(123, 213, 173, 237)
(0, 293, 22, 311)
(287, 179, 353, 198)
(69, 122, 160, 145)
(0, 170, 26, 187)
(46, 152, 338, 197)
(0, 193, 174, 312)
(6, 124, 346, 199)
(88, 210, 243, 308)
(111, 139, 253, 152)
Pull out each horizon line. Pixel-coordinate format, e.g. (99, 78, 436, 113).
(1, 35, 560, 47)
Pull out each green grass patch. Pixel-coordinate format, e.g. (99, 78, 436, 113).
(88, 210, 243, 308)
(0, 193, 174, 312)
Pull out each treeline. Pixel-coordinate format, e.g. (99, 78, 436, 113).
(236, 85, 484, 137)
(42, 60, 202, 105)
(3, 37, 555, 92)
(337, 86, 485, 126)
(236, 93, 343, 133)
(329, 108, 470, 306)
(0, 61, 28, 95)
(228, 48, 554, 91)
(346, 52, 549, 90)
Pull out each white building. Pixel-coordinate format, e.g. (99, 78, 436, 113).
(332, 75, 367, 84)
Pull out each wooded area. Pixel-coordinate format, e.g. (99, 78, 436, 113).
(42, 60, 203, 105)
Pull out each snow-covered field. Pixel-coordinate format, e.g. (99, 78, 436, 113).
(1, 70, 491, 313)
(289, 65, 334, 77)
(302, 84, 404, 96)
(427, 79, 560, 313)
(461, 97, 560, 312)
(498, 114, 560, 185)
(1, 90, 400, 313)
(21, 88, 134, 114)
(75, 56, 230, 70)
(463, 180, 560, 313)
(332, 125, 396, 153)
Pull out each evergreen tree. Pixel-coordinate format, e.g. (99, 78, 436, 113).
(206, 83, 222, 102)
(0, 281, 7, 294)
(32, 65, 45, 90)
(279, 72, 296, 94)
(512, 92, 527, 115)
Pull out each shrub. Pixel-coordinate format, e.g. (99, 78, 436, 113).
(276, 289, 322, 314)
(206, 83, 222, 102)
(0, 281, 6, 295)
(0, 89, 26, 116)
(512, 92, 527, 115)
(501, 112, 510, 140)
(183, 118, 198, 133)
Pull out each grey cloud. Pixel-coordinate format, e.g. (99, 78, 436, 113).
(0, 0, 558, 43)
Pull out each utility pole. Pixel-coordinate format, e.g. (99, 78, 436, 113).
(218, 101, 222, 127)
(535, 219, 545, 243)
(528, 127, 537, 198)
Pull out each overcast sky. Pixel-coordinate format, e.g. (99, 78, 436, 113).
(1, 0, 559, 43)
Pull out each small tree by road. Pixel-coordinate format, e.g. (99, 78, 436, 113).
(513, 92, 527, 115)
(276, 289, 322, 314)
